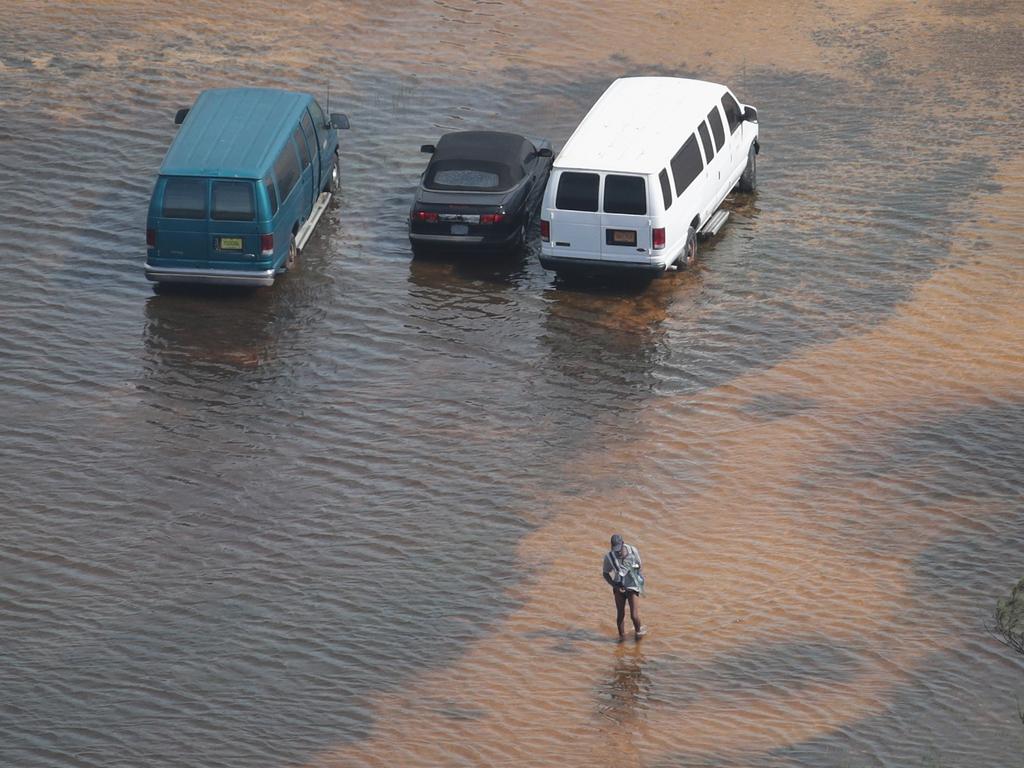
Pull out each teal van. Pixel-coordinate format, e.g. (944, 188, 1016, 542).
(145, 87, 349, 287)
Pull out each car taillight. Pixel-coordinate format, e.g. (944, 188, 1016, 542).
(652, 227, 666, 250)
(414, 211, 439, 223)
(479, 213, 505, 224)
(260, 233, 274, 256)
(146, 228, 156, 247)
(540, 220, 550, 242)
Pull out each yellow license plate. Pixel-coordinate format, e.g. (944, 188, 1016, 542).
(611, 230, 636, 245)
(220, 237, 242, 250)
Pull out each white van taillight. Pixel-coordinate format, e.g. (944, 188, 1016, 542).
(540, 220, 550, 242)
(479, 213, 505, 224)
(260, 233, 274, 256)
(652, 227, 666, 250)
(146, 228, 156, 247)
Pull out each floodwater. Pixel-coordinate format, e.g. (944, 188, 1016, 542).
(1, 1, 1022, 766)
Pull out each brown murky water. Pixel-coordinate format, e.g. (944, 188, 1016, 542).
(1, 1, 1023, 766)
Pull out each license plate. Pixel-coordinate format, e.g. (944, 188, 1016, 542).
(450, 224, 469, 236)
(219, 237, 243, 250)
(608, 229, 637, 246)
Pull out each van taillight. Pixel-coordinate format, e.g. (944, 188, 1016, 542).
(146, 228, 156, 247)
(540, 220, 550, 242)
(260, 233, 274, 256)
(479, 213, 505, 224)
(652, 227, 666, 250)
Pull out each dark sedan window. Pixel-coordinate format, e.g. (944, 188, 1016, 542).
(603, 175, 647, 215)
(555, 172, 599, 211)
(425, 160, 512, 191)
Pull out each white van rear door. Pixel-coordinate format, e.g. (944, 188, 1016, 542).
(548, 171, 602, 260)
(600, 174, 651, 263)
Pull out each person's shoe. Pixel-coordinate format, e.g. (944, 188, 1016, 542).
(635, 626, 648, 640)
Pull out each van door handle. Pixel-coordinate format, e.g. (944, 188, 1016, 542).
(555, 241, 571, 247)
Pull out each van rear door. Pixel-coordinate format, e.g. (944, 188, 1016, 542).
(600, 174, 651, 264)
(548, 170, 602, 261)
(156, 177, 209, 263)
(209, 180, 260, 262)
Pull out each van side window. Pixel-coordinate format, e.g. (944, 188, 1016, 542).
(293, 126, 311, 170)
(555, 172, 599, 212)
(658, 169, 673, 210)
(162, 178, 207, 219)
(263, 174, 278, 216)
(309, 100, 327, 131)
(212, 181, 255, 221)
(273, 141, 301, 202)
(721, 93, 742, 134)
(670, 136, 703, 197)
(301, 112, 318, 160)
(604, 175, 646, 215)
(707, 107, 726, 151)
(697, 122, 715, 163)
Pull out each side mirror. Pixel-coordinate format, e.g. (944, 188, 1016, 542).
(536, 147, 553, 158)
(420, 144, 436, 154)
(174, 108, 190, 126)
(330, 113, 350, 130)
(742, 106, 758, 123)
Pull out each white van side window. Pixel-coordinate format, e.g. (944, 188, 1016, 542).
(604, 175, 646, 215)
(721, 93, 742, 134)
(556, 172, 600, 211)
(670, 136, 703, 198)
(707, 107, 726, 151)
(658, 169, 673, 210)
(697, 122, 715, 163)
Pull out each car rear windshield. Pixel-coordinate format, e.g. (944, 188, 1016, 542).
(603, 175, 647, 215)
(555, 172, 599, 212)
(162, 178, 207, 219)
(425, 160, 511, 191)
(212, 181, 255, 221)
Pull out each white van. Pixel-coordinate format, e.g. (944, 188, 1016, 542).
(539, 77, 759, 275)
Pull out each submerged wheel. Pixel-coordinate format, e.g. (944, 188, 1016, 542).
(738, 145, 757, 193)
(285, 235, 298, 270)
(327, 153, 340, 194)
(678, 226, 697, 269)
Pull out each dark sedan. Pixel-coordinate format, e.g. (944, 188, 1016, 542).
(409, 131, 554, 256)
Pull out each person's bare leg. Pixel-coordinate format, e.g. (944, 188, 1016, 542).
(614, 589, 627, 640)
(627, 594, 645, 638)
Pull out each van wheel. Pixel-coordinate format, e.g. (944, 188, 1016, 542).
(738, 146, 757, 193)
(285, 236, 298, 270)
(678, 226, 697, 269)
(327, 154, 340, 194)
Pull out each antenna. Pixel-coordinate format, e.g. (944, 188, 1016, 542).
(326, 81, 331, 117)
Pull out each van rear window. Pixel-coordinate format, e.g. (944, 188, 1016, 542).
(212, 181, 255, 221)
(162, 178, 206, 219)
(603, 175, 646, 215)
(555, 172, 599, 212)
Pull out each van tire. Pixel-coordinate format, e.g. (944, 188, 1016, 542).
(285, 235, 298, 270)
(678, 226, 697, 269)
(327, 154, 340, 194)
(738, 145, 757, 193)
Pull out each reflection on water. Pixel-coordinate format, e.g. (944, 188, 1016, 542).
(1, 1, 1023, 767)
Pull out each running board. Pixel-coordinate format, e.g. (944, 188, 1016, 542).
(697, 209, 729, 241)
(295, 191, 332, 251)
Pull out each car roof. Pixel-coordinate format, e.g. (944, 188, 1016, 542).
(160, 87, 313, 179)
(432, 131, 537, 167)
(554, 77, 730, 175)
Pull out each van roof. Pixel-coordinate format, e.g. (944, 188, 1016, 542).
(160, 87, 314, 179)
(554, 77, 728, 175)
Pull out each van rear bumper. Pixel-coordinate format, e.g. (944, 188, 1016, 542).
(539, 254, 667, 274)
(144, 263, 277, 287)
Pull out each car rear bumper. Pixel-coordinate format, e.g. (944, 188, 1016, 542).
(539, 254, 667, 274)
(409, 226, 521, 249)
(144, 263, 277, 287)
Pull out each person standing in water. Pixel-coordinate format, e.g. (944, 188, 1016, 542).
(603, 533, 647, 641)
